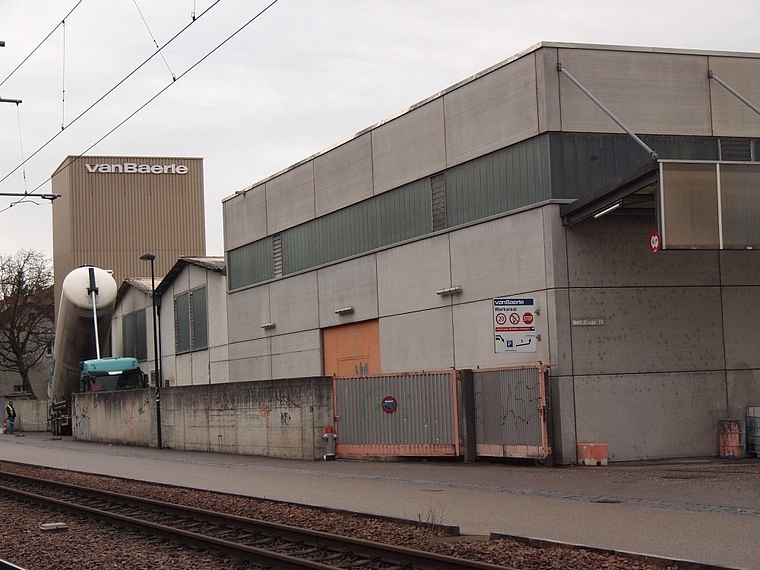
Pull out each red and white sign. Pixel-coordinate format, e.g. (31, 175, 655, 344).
(649, 231, 661, 253)
(493, 297, 538, 354)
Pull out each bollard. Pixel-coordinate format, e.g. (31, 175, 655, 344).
(322, 426, 337, 461)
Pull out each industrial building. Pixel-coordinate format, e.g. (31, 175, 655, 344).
(112, 256, 227, 387)
(51, 155, 206, 313)
(220, 42, 760, 464)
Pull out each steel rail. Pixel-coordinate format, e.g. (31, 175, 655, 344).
(0, 473, 513, 570)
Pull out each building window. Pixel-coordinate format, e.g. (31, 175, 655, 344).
(175, 286, 208, 353)
(122, 309, 148, 361)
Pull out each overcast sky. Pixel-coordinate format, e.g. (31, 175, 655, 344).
(1, 0, 758, 263)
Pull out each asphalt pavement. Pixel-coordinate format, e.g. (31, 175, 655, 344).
(1, 432, 759, 569)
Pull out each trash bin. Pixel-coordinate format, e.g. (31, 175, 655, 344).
(718, 419, 744, 458)
(747, 407, 760, 458)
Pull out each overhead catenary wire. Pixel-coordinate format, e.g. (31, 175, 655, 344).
(61, 19, 66, 130)
(0, 0, 84, 89)
(0, 0, 281, 212)
(0, 0, 226, 191)
(132, 0, 177, 81)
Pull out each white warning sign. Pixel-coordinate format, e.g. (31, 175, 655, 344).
(493, 297, 537, 353)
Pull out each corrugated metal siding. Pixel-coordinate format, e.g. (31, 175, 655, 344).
(474, 368, 542, 447)
(445, 134, 552, 228)
(228, 237, 274, 290)
(550, 133, 718, 200)
(335, 373, 455, 446)
(282, 178, 431, 275)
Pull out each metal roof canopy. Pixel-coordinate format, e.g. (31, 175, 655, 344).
(560, 161, 659, 226)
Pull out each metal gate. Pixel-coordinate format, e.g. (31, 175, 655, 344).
(333, 370, 460, 458)
(473, 365, 551, 459)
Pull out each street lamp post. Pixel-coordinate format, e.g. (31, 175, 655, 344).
(140, 253, 162, 449)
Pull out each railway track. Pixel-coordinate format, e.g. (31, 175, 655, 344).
(0, 471, 511, 570)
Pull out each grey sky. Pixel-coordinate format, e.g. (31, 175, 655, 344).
(1, 0, 758, 261)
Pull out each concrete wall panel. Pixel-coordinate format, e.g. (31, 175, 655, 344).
(548, 375, 577, 464)
(269, 272, 319, 336)
(726, 369, 760, 420)
(569, 287, 725, 375)
(271, 330, 322, 379)
(266, 163, 315, 234)
(175, 353, 192, 386)
(557, 49, 711, 136)
(566, 217, 720, 288)
(708, 56, 760, 137)
(722, 286, 760, 369)
(317, 255, 378, 327)
(536, 47, 561, 133)
(542, 205, 569, 289)
(372, 99, 446, 195)
(229, 338, 271, 382)
(207, 272, 229, 349)
(73, 390, 155, 446)
(314, 133, 373, 217)
(719, 251, 760, 286)
(191, 350, 210, 386)
(444, 53, 539, 166)
(159, 379, 331, 459)
(546, 288, 573, 378)
(227, 284, 270, 343)
(377, 235, 451, 316)
(380, 308, 454, 372)
(452, 295, 550, 369)
(449, 210, 548, 304)
(224, 184, 267, 250)
(574, 372, 726, 461)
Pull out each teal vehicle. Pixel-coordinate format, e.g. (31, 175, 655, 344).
(79, 357, 148, 393)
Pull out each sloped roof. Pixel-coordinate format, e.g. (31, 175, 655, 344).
(155, 256, 225, 296)
(115, 257, 226, 307)
(115, 277, 154, 306)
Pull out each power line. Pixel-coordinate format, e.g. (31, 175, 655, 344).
(0, 0, 225, 189)
(0, 0, 84, 89)
(0, 0, 281, 211)
(132, 0, 176, 81)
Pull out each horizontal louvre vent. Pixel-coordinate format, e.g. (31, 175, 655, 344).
(719, 138, 752, 162)
(273, 233, 283, 277)
(431, 173, 446, 232)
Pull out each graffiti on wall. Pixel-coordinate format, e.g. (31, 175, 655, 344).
(74, 403, 91, 440)
(255, 387, 302, 424)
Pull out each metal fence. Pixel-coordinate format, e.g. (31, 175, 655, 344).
(333, 371, 459, 457)
(473, 364, 551, 459)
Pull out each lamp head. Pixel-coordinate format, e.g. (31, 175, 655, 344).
(139, 253, 155, 261)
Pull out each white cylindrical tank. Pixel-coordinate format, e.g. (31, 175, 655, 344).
(48, 266, 118, 402)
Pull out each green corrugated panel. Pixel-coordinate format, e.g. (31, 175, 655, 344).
(549, 133, 718, 200)
(445, 135, 551, 227)
(228, 237, 274, 290)
(282, 179, 431, 274)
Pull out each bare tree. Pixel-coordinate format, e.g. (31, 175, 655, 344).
(0, 250, 55, 398)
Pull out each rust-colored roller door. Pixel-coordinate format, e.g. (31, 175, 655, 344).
(323, 320, 380, 377)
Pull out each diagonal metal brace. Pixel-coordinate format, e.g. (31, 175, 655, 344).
(557, 63, 658, 161)
(708, 70, 760, 117)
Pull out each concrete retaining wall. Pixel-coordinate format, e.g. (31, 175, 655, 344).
(73, 390, 155, 446)
(71, 377, 334, 460)
(2, 399, 49, 432)
(161, 377, 333, 460)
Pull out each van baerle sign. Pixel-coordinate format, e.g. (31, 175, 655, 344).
(85, 162, 189, 174)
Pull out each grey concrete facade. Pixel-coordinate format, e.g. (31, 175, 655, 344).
(221, 42, 760, 464)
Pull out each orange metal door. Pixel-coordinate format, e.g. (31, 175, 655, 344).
(323, 320, 380, 377)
